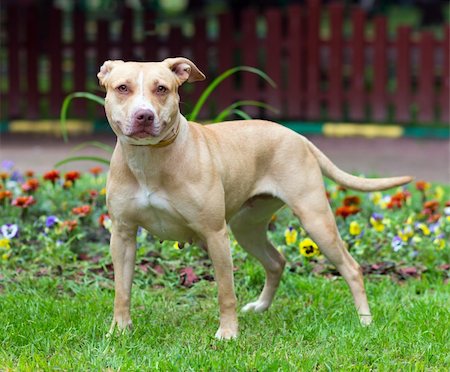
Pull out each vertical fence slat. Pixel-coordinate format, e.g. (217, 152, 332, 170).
(190, 17, 208, 116)
(216, 13, 234, 113)
(122, 7, 134, 60)
(241, 8, 259, 116)
(265, 8, 282, 119)
(73, 7, 87, 116)
(328, 3, 344, 120)
(49, 6, 63, 117)
(285, 4, 303, 119)
(97, 20, 109, 66)
(395, 26, 412, 123)
(167, 27, 183, 58)
(143, 10, 157, 61)
(348, 7, 366, 121)
(441, 26, 449, 123)
(26, 4, 39, 119)
(372, 16, 388, 122)
(417, 32, 435, 123)
(6, 4, 20, 118)
(305, 0, 321, 120)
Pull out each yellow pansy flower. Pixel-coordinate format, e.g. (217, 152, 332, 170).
(349, 221, 362, 236)
(299, 238, 319, 257)
(0, 238, 11, 250)
(284, 227, 298, 246)
(416, 223, 430, 236)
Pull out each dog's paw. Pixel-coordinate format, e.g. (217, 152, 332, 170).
(107, 318, 133, 337)
(215, 327, 238, 340)
(359, 314, 373, 326)
(241, 300, 269, 313)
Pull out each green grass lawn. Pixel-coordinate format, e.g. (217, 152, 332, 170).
(1, 271, 448, 370)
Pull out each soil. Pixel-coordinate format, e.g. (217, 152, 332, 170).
(0, 132, 449, 183)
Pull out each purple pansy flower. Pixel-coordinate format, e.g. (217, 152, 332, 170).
(391, 236, 403, 252)
(1, 160, 14, 171)
(45, 216, 59, 228)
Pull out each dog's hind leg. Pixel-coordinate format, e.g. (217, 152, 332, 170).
(230, 197, 286, 313)
(285, 180, 372, 325)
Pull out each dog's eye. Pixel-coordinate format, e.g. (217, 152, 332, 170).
(156, 85, 168, 94)
(117, 85, 128, 93)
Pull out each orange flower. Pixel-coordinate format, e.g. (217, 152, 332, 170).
(423, 200, 439, 214)
(72, 205, 91, 217)
(90, 166, 103, 176)
(43, 170, 60, 183)
(415, 181, 430, 191)
(98, 213, 110, 227)
(336, 205, 360, 219)
(21, 178, 40, 192)
(343, 195, 361, 207)
(0, 190, 13, 201)
(65, 171, 81, 182)
(387, 192, 406, 209)
(25, 170, 34, 178)
(0, 172, 9, 181)
(62, 220, 78, 232)
(12, 195, 36, 208)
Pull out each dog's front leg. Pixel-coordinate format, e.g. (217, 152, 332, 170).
(205, 226, 238, 340)
(108, 222, 137, 336)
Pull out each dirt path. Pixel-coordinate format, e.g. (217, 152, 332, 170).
(1, 133, 449, 183)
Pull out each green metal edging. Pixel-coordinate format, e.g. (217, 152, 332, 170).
(0, 119, 448, 139)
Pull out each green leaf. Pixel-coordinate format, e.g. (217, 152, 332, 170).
(187, 66, 276, 122)
(69, 141, 114, 155)
(60, 92, 105, 142)
(54, 156, 110, 168)
(227, 109, 253, 121)
(213, 100, 279, 123)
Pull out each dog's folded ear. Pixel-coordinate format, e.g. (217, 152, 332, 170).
(98, 60, 124, 87)
(164, 57, 206, 84)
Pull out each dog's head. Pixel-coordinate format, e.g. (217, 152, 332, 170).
(98, 57, 205, 145)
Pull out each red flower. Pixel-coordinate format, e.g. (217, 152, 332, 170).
(0, 190, 12, 201)
(12, 195, 36, 208)
(43, 170, 60, 183)
(21, 178, 40, 192)
(62, 220, 78, 232)
(387, 192, 407, 209)
(423, 200, 439, 214)
(72, 205, 92, 217)
(415, 181, 430, 191)
(25, 170, 34, 178)
(90, 166, 103, 176)
(65, 171, 81, 182)
(336, 205, 360, 219)
(98, 213, 110, 227)
(89, 190, 99, 200)
(343, 195, 361, 207)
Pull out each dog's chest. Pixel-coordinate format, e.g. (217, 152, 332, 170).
(133, 185, 193, 241)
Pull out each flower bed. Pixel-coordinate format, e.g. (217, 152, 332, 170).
(0, 160, 449, 283)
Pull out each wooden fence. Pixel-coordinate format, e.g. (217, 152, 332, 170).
(1, 0, 448, 125)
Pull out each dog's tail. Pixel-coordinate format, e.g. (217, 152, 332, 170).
(306, 140, 413, 192)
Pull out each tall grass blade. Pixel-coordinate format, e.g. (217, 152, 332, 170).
(54, 156, 110, 168)
(69, 141, 114, 154)
(60, 92, 105, 142)
(213, 100, 279, 123)
(228, 109, 253, 121)
(188, 66, 276, 122)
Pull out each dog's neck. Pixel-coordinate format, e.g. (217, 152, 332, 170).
(118, 114, 188, 184)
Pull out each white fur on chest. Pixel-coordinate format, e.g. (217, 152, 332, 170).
(137, 186, 171, 211)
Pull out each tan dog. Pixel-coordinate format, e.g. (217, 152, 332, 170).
(98, 57, 412, 339)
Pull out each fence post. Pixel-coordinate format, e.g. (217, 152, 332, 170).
(265, 7, 282, 119)
(417, 32, 435, 123)
(26, 3, 40, 119)
(348, 6, 366, 122)
(328, 2, 344, 121)
(285, 4, 304, 119)
(441, 26, 449, 124)
(6, 3, 21, 118)
(49, 6, 63, 118)
(394, 26, 412, 123)
(305, 0, 321, 120)
(73, 7, 87, 117)
(372, 16, 388, 122)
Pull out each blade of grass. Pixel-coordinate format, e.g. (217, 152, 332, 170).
(187, 66, 276, 122)
(54, 156, 110, 168)
(213, 100, 279, 123)
(69, 141, 114, 155)
(228, 109, 253, 121)
(60, 92, 105, 142)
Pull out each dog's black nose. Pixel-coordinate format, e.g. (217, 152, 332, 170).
(134, 109, 155, 126)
